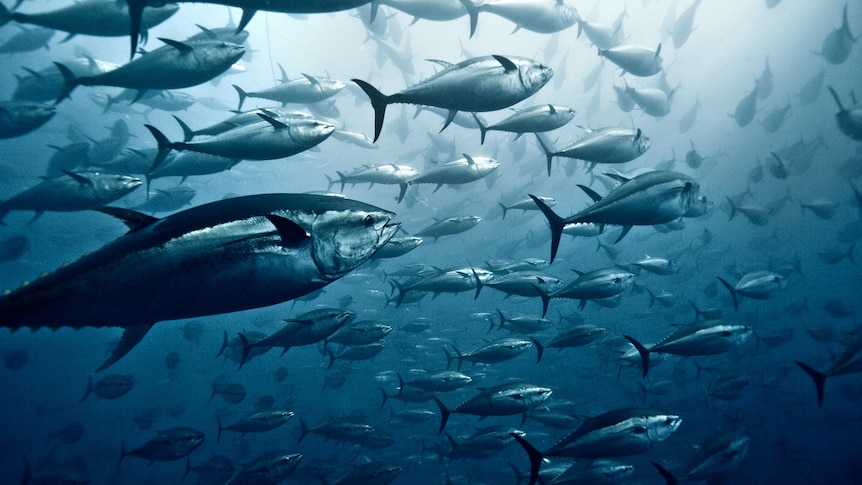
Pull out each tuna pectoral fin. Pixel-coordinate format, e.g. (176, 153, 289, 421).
(92, 206, 158, 233)
(652, 462, 680, 485)
(623, 335, 651, 377)
(433, 397, 451, 434)
(529, 194, 565, 264)
(795, 361, 827, 408)
(510, 433, 543, 485)
(716, 277, 739, 311)
(614, 225, 634, 244)
(530, 337, 544, 364)
(96, 325, 153, 372)
(439, 110, 458, 133)
(397, 183, 407, 204)
(52, 62, 79, 104)
(352, 79, 389, 142)
(125, 0, 146, 57)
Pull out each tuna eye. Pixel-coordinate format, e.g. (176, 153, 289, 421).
(364, 215, 375, 226)
(665, 418, 675, 425)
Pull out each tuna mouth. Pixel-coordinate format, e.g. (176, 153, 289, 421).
(378, 222, 401, 249)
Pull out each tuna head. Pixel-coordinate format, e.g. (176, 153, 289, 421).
(289, 119, 336, 146)
(519, 61, 554, 95)
(91, 173, 143, 199)
(194, 40, 247, 73)
(632, 128, 651, 155)
(645, 413, 682, 443)
(311, 207, 399, 279)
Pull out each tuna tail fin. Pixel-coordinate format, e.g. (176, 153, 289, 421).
(333, 171, 347, 192)
(0, 3, 11, 28)
(472, 267, 484, 300)
(534, 133, 555, 176)
(725, 196, 738, 220)
(529, 194, 565, 264)
(451, 345, 464, 371)
(216, 416, 224, 445)
(716, 276, 739, 311)
(458, 0, 479, 38)
(530, 337, 544, 364)
(379, 386, 390, 409)
(352, 79, 389, 142)
(531, 284, 551, 318)
(471, 112, 489, 144)
(182, 456, 192, 481)
(172, 115, 195, 142)
(646, 288, 656, 308)
(623, 335, 651, 377)
(652, 462, 680, 485)
(510, 433, 543, 485)
(442, 346, 454, 370)
(52, 62, 79, 104)
(237, 332, 254, 370)
(389, 279, 407, 308)
(96, 324, 153, 372)
(144, 124, 175, 178)
(827, 86, 845, 112)
(232, 84, 248, 112)
(498, 202, 509, 220)
(433, 397, 451, 434)
(795, 361, 827, 408)
(296, 417, 309, 444)
(79, 376, 93, 403)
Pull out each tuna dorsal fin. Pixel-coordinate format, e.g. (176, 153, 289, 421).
(61, 170, 92, 186)
(265, 215, 309, 248)
(655, 43, 662, 58)
(548, 104, 556, 114)
(604, 173, 631, 184)
(277, 63, 290, 83)
(462, 153, 475, 165)
(577, 184, 603, 203)
(634, 128, 642, 141)
(93, 206, 159, 232)
(426, 59, 453, 69)
(492, 55, 518, 72)
(195, 24, 217, 39)
(158, 38, 193, 54)
(257, 113, 288, 130)
(301, 73, 320, 86)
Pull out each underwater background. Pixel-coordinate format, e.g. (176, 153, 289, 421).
(1, 0, 861, 483)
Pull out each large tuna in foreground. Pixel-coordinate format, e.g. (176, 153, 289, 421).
(0, 194, 399, 371)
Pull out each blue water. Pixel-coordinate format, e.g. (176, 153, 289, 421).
(1, 1, 861, 484)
